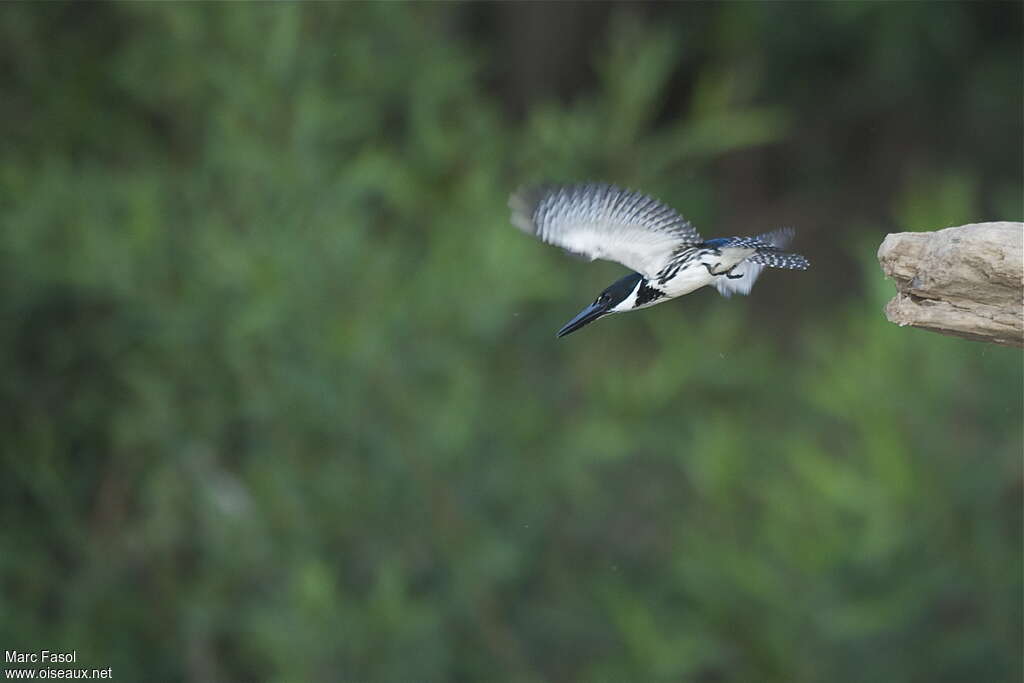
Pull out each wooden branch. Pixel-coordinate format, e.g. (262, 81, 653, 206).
(877, 222, 1023, 347)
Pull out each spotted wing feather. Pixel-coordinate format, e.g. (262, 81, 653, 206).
(509, 183, 701, 279)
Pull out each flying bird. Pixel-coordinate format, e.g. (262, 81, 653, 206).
(509, 182, 809, 337)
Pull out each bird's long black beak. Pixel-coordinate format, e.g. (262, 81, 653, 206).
(556, 301, 610, 338)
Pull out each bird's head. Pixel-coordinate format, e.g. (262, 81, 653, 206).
(556, 272, 644, 338)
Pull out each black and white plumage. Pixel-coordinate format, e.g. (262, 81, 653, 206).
(509, 182, 809, 337)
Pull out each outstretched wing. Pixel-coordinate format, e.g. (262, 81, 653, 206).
(509, 182, 702, 279)
(713, 228, 809, 297)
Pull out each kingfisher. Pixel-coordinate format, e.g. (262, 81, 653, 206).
(509, 182, 810, 337)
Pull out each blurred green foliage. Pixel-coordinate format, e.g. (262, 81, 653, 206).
(0, 3, 1020, 682)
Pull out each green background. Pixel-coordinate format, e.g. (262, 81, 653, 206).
(1, 3, 1021, 681)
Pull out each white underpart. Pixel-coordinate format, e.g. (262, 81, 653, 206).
(663, 246, 756, 298)
(606, 245, 760, 313)
(713, 259, 765, 297)
(610, 245, 760, 312)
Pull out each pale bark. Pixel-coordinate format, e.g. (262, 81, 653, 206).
(877, 222, 1023, 347)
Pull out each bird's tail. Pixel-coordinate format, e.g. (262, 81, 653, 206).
(714, 228, 809, 297)
(747, 228, 810, 270)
